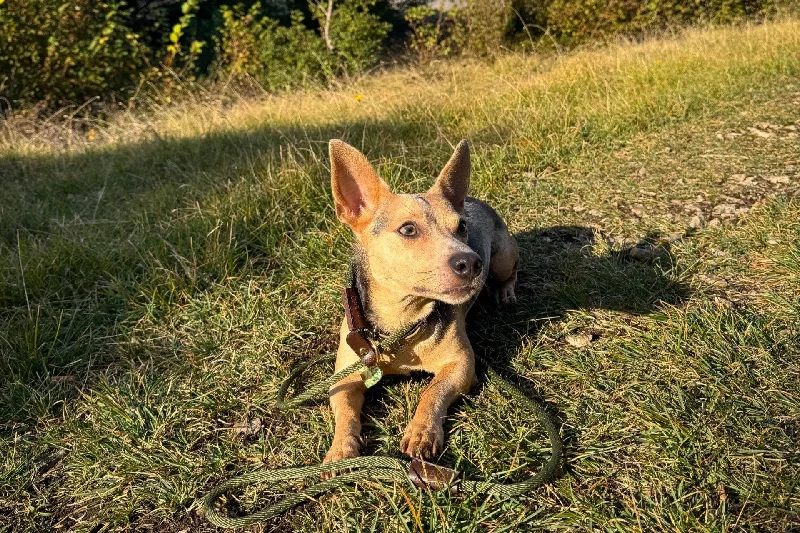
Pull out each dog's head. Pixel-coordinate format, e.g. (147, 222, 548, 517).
(329, 139, 482, 305)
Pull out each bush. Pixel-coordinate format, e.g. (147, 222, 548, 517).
(214, 0, 390, 91)
(461, 0, 512, 56)
(325, 0, 392, 75)
(405, 6, 467, 60)
(213, 4, 337, 91)
(545, 0, 779, 44)
(0, 0, 150, 106)
(406, 0, 781, 58)
(405, 0, 513, 61)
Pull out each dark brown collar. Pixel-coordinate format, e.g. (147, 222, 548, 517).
(341, 285, 428, 366)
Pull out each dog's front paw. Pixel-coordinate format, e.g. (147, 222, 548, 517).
(322, 435, 360, 479)
(400, 420, 444, 458)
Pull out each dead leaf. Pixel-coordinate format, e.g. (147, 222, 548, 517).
(565, 334, 593, 348)
(233, 417, 262, 436)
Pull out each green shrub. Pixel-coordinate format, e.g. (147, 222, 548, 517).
(325, 0, 391, 75)
(405, 0, 513, 60)
(213, 4, 336, 91)
(0, 0, 150, 106)
(545, 0, 779, 44)
(214, 1, 389, 91)
(405, 6, 467, 60)
(461, 0, 512, 56)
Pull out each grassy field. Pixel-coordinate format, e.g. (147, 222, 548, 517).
(2, 19, 799, 532)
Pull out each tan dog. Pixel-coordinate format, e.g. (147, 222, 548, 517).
(324, 139, 519, 469)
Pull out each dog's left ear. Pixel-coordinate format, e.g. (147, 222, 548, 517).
(429, 140, 470, 212)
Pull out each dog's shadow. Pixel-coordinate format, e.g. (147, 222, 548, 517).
(364, 225, 691, 481)
(471, 225, 691, 361)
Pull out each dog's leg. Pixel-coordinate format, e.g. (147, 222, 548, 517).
(323, 324, 366, 477)
(490, 229, 519, 305)
(324, 373, 365, 473)
(400, 355, 474, 458)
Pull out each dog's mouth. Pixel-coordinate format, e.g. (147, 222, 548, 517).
(413, 282, 480, 303)
(439, 285, 473, 296)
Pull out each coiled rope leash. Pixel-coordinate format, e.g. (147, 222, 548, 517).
(198, 288, 563, 529)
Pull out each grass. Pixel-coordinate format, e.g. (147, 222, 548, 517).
(1, 19, 799, 532)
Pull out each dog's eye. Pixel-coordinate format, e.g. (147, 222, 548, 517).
(457, 219, 467, 234)
(398, 223, 418, 237)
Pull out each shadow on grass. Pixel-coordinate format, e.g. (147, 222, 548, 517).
(1, 121, 693, 530)
(0, 118, 447, 424)
(453, 224, 691, 478)
(357, 225, 690, 485)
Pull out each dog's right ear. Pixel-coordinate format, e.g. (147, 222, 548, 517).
(329, 139, 391, 232)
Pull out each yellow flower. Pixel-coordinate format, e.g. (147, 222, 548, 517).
(354, 94, 363, 102)
(86, 129, 97, 142)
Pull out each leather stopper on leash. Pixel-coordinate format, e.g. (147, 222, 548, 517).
(346, 330, 377, 366)
(408, 458, 461, 493)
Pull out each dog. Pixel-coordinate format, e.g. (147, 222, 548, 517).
(324, 139, 519, 469)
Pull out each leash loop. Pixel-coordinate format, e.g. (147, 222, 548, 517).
(201, 352, 562, 529)
(200, 286, 563, 528)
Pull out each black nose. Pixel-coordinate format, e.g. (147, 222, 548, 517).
(449, 252, 483, 280)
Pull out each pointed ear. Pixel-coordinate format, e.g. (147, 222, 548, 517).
(329, 139, 391, 232)
(429, 140, 470, 212)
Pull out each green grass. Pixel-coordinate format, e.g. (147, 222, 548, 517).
(1, 19, 799, 532)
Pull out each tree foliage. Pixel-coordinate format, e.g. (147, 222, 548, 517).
(0, 0, 786, 108)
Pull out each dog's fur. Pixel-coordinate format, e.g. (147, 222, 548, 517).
(324, 139, 519, 469)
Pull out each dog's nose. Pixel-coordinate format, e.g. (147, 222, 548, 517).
(449, 252, 482, 280)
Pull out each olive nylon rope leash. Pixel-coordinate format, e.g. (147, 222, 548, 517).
(198, 278, 563, 528)
(198, 315, 563, 529)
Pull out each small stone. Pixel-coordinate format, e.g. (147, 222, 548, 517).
(766, 175, 790, 184)
(708, 218, 721, 227)
(754, 122, 779, 130)
(689, 215, 704, 229)
(588, 209, 603, 217)
(699, 274, 729, 288)
(565, 334, 593, 348)
(629, 246, 655, 262)
(733, 174, 757, 186)
(748, 127, 775, 139)
(638, 167, 647, 177)
(712, 204, 737, 218)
